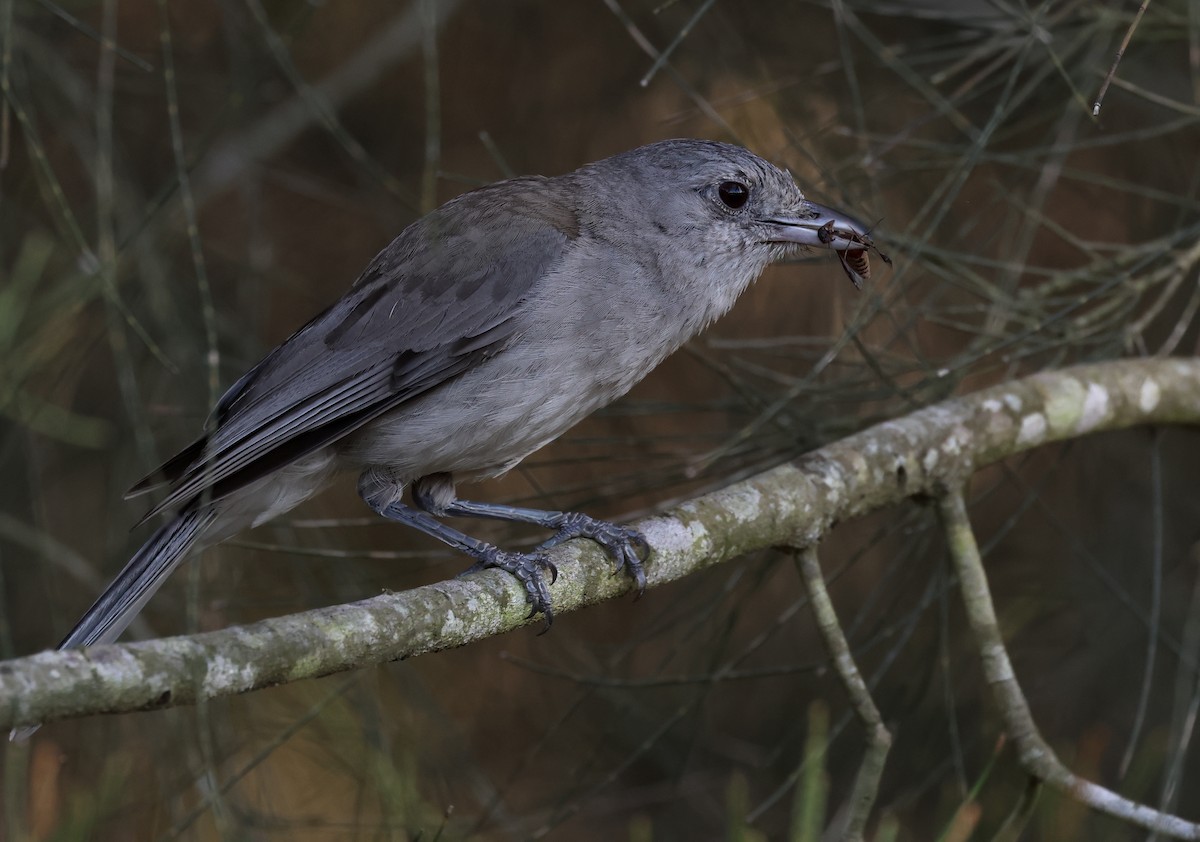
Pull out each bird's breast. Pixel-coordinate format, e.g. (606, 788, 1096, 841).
(338, 237, 758, 483)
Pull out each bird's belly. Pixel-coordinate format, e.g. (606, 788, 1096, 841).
(339, 338, 662, 482)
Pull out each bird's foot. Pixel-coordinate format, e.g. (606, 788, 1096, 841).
(538, 513, 649, 596)
(459, 547, 558, 628)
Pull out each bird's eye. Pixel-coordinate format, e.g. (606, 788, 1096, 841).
(718, 181, 750, 209)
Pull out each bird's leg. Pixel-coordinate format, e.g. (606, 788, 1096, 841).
(359, 471, 557, 623)
(412, 474, 649, 595)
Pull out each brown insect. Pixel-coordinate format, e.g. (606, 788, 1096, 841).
(818, 219, 892, 289)
(840, 248, 871, 283)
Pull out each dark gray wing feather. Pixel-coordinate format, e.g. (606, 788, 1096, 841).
(134, 177, 578, 517)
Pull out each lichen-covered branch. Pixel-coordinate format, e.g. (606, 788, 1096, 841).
(2, 357, 1198, 735)
(794, 546, 891, 842)
(937, 488, 1200, 839)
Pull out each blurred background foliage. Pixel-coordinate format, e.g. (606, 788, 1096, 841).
(2, 0, 1199, 839)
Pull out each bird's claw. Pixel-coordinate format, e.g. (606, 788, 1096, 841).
(537, 513, 650, 597)
(456, 514, 650, 630)
(458, 547, 558, 629)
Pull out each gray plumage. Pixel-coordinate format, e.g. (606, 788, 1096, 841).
(46, 139, 879, 658)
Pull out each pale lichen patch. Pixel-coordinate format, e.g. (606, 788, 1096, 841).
(1139, 379, 1161, 414)
(352, 612, 382, 642)
(1003, 393, 1023, 413)
(1018, 413, 1047, 445)
(1078, 383, 1110, 432)
(942, 428, 969, 456)
(851, 451, 870, 474)
(204, 653, 258, 694)
(1043, 377, 1085, 431)
(641, 516, 711, 560)
(823, 484, 844, 507)
(440, 608, 467, 637)
(720, 485, 763, 525)
(923, 448, 939, 472)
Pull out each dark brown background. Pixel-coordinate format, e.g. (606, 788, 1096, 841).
(2, 1, 1199, 839)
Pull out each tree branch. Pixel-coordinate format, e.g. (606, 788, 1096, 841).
(3, 357, 1198, 734)
(938, 487, 1200, 839)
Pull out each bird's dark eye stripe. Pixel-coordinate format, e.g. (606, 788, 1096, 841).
(718, 181, 750, 209)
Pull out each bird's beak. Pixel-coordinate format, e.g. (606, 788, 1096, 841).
(762, 201, 888, 289)
(763, 201, 872, 250)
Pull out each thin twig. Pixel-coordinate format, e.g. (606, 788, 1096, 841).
(1093, 0, 1152, 116)
(793, 546, 891, 842)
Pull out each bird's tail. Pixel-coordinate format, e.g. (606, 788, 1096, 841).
(56, 504, 217, 651)
(10, 505, 216, 741)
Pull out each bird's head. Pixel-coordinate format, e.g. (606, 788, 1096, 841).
(577, 139, 884, 289)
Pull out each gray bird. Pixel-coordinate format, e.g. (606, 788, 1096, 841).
(51, 139, 879, 652)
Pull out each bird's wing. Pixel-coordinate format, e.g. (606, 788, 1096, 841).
(132, 177, 579, 517)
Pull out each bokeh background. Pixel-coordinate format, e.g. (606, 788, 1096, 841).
(3, 0, 1200, 839)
